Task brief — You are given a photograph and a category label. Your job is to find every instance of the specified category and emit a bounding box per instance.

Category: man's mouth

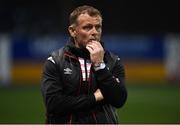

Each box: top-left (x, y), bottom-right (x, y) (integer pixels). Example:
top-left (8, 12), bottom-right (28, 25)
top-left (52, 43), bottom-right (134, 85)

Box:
top-left (89, 39), bottom-right (98, 42)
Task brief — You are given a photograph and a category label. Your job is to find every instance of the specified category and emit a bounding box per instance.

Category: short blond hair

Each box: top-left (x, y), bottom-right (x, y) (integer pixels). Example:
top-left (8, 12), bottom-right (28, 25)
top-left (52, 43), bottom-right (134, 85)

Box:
top-left (69, 5), bottom-right (102, 25)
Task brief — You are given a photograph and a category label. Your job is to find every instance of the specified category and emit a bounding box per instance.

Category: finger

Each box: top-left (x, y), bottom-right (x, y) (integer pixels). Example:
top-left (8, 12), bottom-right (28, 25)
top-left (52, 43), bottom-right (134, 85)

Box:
top-left (91, 41), bottom-right (103, 49)
top-left (88, 44), bottom-right (101, 54)
top-left (86, 44), bottom-right (94, 51)
top-left (86, 45), bottom-right (94, 54)
top-left (88, 42), bottom-right (99, 50)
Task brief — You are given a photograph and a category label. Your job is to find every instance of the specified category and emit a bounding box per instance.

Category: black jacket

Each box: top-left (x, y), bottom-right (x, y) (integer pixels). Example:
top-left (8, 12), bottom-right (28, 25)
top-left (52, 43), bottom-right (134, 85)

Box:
top-left (41, 41), bottom-right (127, 124)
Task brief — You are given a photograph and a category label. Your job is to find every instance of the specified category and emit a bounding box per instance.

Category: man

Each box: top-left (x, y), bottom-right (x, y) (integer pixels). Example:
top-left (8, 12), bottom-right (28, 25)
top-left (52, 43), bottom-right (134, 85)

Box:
top-left (41, 5), bottom-right (127, 124)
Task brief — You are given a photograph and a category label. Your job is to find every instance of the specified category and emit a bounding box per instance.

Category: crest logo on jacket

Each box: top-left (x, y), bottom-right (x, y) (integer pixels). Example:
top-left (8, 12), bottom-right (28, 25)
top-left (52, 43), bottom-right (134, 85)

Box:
top-left (64, 68), bottom-right (72, 74)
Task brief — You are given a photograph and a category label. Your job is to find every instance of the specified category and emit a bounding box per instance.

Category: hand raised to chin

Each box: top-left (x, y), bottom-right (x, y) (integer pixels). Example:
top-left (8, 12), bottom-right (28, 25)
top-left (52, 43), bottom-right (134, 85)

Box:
top-left (86, 41), bottom-right (104, 65)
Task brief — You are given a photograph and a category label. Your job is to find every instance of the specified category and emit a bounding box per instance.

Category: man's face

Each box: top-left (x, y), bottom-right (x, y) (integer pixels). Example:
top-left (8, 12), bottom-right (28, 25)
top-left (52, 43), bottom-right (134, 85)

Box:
top-left (70, 13), bottom-right (102, 48)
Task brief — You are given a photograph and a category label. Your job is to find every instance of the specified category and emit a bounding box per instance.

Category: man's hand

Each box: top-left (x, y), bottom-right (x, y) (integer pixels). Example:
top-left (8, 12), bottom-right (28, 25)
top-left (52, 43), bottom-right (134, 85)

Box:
top-left (94, 89), bottom-right (104, 101)
top-left (86, 41), bottom-right (104, 65)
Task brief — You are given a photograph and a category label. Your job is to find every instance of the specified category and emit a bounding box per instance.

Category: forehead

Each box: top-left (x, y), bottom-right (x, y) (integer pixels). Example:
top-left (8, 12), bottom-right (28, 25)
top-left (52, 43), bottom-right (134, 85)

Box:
top-left (76, 13), bottom-right (102, 25)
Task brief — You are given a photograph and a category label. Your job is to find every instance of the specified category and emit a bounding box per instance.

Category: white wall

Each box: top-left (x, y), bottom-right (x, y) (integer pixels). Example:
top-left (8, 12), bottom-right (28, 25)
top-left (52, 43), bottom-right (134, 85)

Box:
top-left (0, 34), bottom-right (11, 86)
top-left (164, 34), bottom-right (180, 83)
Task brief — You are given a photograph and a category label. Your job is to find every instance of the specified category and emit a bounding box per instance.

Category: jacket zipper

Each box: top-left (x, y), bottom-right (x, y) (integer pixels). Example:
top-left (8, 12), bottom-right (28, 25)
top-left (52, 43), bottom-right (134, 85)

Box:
top-left (92, 111), bottom-right (98, 124)
top-left (89, 68), bottom-right (97, 124)
top-left (84, 59), bottom-right (88, 81)
top-left (68, 114), bottom-right (73, 124)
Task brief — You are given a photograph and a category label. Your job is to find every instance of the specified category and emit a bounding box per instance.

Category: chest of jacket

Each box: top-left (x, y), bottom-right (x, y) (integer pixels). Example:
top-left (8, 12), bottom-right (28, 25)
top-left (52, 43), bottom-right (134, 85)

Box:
top-left (52, 47), bottom-right (116, 96)
top-left (60, 57), bottom-right (97, 95)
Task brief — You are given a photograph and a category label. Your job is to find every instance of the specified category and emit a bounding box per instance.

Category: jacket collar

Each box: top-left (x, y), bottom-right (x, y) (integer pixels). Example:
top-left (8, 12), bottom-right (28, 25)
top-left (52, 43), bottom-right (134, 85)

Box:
top-left (65, 38), bottom-right (90, 59)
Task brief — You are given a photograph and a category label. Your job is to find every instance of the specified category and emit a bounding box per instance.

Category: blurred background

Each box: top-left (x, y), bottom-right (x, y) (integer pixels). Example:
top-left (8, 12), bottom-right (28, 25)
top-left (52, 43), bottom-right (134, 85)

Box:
top-left (0, 0), bottom-right (180, 123)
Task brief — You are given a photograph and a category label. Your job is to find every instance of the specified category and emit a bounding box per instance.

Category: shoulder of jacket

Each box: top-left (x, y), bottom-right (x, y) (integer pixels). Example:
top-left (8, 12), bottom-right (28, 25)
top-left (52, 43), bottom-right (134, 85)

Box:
top-left (104, 51), bottom-right (122, 71)
top-left (47, 47), bottom-right (65, 65)
top-left (106, 51), bottom-right (121, 62)
top-left (51, 47), bottom-right (64, 57)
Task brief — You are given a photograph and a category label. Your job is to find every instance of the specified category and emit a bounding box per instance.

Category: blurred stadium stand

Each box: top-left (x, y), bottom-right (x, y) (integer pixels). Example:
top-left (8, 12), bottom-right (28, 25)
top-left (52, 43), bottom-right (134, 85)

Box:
top-left (0, 0), bottom-right (180, 85)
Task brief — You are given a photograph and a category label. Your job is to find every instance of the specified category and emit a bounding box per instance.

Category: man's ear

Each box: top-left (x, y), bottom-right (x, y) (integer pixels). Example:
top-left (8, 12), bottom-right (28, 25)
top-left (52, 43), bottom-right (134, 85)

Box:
top-left (68, 25), bottom-right (76, 38)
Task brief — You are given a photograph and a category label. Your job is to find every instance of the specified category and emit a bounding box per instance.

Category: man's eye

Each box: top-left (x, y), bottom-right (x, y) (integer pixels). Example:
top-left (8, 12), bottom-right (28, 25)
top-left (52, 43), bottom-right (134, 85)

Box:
top-left (83, 26), bottom-right (92, 30)
top-left (96, 26), bottom-right (101, 31)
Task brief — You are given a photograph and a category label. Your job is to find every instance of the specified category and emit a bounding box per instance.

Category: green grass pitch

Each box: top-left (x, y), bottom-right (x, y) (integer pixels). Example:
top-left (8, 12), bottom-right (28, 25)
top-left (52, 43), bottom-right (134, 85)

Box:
top-left (0, 84), bottom-right (180, 124)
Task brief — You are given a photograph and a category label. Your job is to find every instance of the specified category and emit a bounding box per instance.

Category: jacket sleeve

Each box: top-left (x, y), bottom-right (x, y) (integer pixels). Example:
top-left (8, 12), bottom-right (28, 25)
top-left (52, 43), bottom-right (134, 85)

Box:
top-left (94, 57), bottom-right (127, 108)
top-left (41, 57), bottom-right (96, 115)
